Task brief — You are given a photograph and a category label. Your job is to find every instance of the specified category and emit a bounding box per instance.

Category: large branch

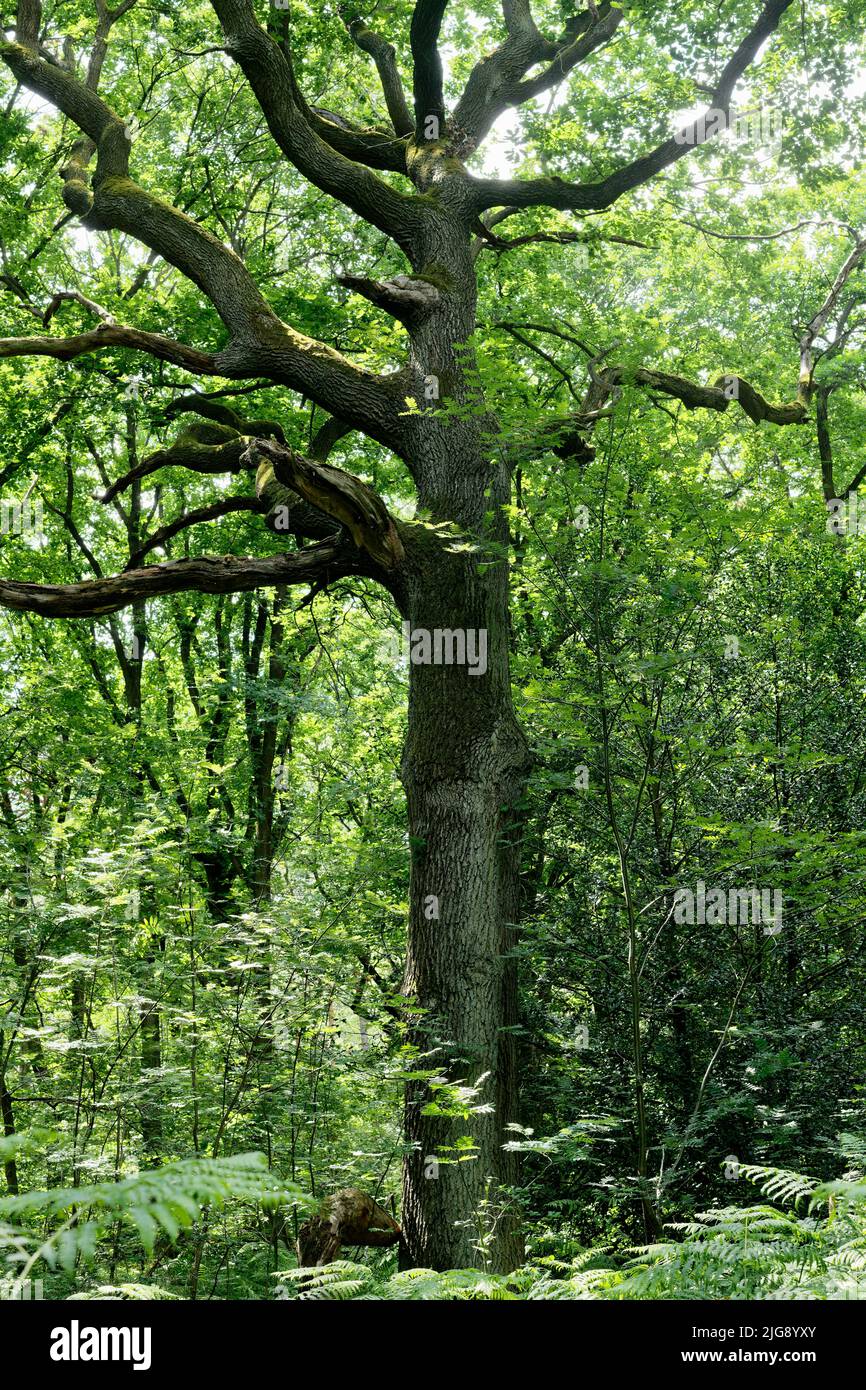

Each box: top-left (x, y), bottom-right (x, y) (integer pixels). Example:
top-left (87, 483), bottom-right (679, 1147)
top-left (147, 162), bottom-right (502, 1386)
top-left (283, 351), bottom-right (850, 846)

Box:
top-left (410, 1), bottom-right (448, 139)
top-left (210, 0), bottom-right (420, 257)
top-left (337, 272), bottom-right (441, 324)
top-left (164, 394), bottom-right (285, 441)
top-left (249, 438), bottom-right (404, 571)
top-left (501, 1), bottom-right (544, 40)
top-left (505, 6), bottom-right (622, 109)
top-left (467, 0), bottom-right (795, 213)
top-left (343, 12), bottom-right (414, 138)
top-left (0, 28), bottom-right (410, 450)
top-left (453, 3), bottom-right (622, 155)
top-left (305, 108), bottom-right (409, 174)
top-left (815, 387), bottom-right (836, 501)
top-left (0, 545), bottom-right (372, 619)
top-left (0, 324), bottom-right (216, 373)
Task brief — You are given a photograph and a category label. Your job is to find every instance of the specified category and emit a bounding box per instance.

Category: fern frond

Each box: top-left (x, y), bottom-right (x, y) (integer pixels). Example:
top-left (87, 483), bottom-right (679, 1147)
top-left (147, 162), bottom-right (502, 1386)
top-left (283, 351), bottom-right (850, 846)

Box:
top-left (738, 1164), bottom-right (817, 1208)
top-left (0, 1152), bottom-right (307, 1274)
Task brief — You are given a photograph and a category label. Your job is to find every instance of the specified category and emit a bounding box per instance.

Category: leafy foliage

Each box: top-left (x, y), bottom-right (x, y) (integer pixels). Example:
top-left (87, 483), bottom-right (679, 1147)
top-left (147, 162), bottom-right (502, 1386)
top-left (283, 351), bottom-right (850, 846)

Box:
top-left (0, 1150), bottom-right (306, 1295)
top-left (275, 1167), bottom-right (866, 1301)
top-left (1, 0), bottom-right (865, 1299)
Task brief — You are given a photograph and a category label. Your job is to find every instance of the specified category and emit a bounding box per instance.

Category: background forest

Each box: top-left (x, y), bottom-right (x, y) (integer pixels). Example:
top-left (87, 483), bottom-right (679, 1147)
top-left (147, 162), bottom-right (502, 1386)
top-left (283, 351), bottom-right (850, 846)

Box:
top-left (2, 0), bottom-right (866, 1301)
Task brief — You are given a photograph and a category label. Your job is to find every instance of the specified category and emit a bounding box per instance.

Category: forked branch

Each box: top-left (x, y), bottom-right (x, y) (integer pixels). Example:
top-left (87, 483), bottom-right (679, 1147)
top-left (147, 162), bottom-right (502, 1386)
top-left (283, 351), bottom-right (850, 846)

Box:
top-left (467, 0), bottom-right (795, 213)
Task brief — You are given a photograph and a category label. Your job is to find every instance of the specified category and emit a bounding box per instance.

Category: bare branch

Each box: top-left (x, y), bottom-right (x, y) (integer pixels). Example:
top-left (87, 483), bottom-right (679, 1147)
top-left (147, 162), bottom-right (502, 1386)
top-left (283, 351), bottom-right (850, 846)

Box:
top-left (476, 222), bottom-right (648, 260)
top-left (669, 215), bottom-right (830, 243)
top-left (533, 358), bottom-right (808, 456)
top-left (797, 231), bottom-right (866, 405)
top-left (164, 395), bottom-right (286, 441)
top-left (601, 366), bottom-right (807, 425)
top-left (496, 321), bottom-right (580, 398)
top-left (125, 497), bottom-right (265, 569)
top-left (338, 272), bottom-right (441, 324)
top-left (248, 437), bottom-right (404, 571)
top-left (42, 290), bottom-right (116, 326)
top-left (310, 415), bottom-right (354, 462)
top-left (305, 108), bottom-right (409, 174)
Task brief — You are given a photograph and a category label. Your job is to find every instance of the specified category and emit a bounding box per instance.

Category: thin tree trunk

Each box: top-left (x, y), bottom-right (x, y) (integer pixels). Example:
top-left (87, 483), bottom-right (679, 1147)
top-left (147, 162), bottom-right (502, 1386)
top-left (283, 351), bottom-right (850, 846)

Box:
top-left (0, 1058), bottom-right (18, 1194)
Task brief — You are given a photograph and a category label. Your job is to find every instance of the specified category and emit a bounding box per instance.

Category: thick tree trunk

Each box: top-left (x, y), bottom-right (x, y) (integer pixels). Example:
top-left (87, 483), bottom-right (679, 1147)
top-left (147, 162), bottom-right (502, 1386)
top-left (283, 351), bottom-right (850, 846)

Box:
top-left (398, 215), bottom-right (531, 1272)
top-left (399, 566), bottom-right (529, 1271)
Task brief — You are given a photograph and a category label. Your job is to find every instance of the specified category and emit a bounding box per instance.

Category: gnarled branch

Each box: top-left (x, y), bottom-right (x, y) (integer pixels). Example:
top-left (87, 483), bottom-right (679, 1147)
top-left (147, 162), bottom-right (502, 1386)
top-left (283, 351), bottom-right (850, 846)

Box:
top-left (0, 545), bottom-right (366, 619)
top-left (249, 438), bottom-right (404, 571)
top-left (98, 436), bottom-right (255, 504)
top-left (0, 324), bottom-right (216, 374)
top-left (600, 367), bottom-right (807, 426)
